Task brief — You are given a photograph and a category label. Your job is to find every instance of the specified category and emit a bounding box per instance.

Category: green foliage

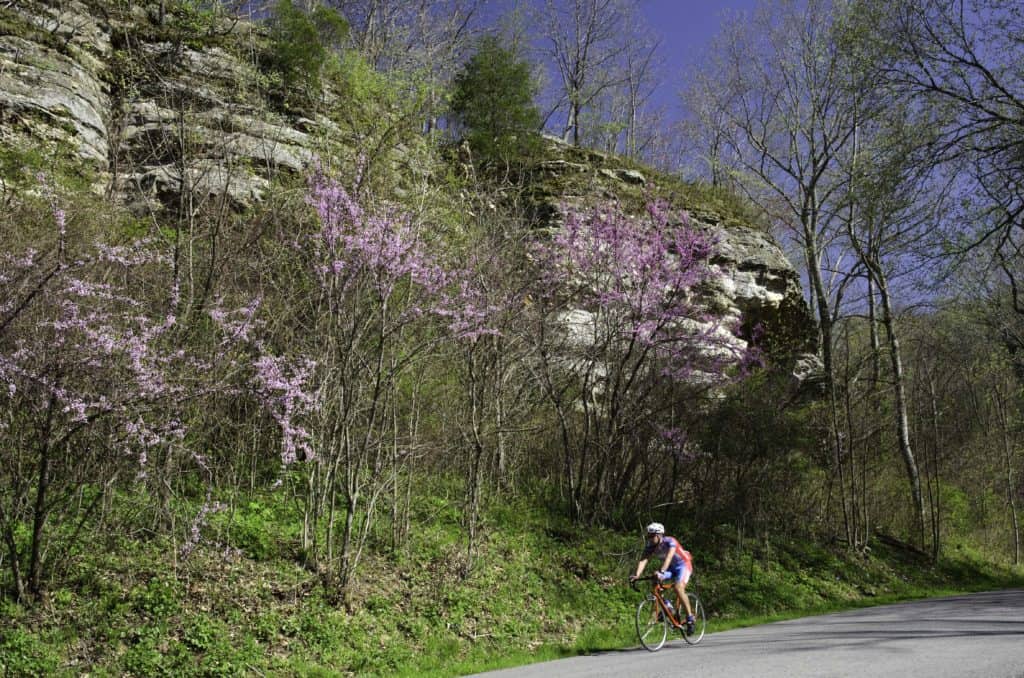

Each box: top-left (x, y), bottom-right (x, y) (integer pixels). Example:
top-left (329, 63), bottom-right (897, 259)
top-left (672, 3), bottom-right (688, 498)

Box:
top-left (266, 0), bottom-right (348, 109)
top-left (216, 500), bottom-right (294, 561)
top-left (0, 627), bottom-right (59, 676)
top-left (333, 49), bottom-right (393, 105)
top-left (687, 372), bottom-right (819, 532)
top-left (449, 36), bottom-right (542, 167)
top-left (0, 485), bottom-right (1022, 676)
top-left (322, 54), bottom-right (440, 196)
top-left (268, 0), bottom-right (324, 99)
top-left (940, 483), bottom-right (972, 535)
top-left (132, 576), bottom-right (182, 621)
top-left (0, 142), bottom-right (99, 196)
top-left (183, 614), bottom-right (221, 651)
top-left (0, 20), bottom-right (1021, 669)
top-left (165, 0), bottom-right (224, 48)
top-left (310, 4), bottom-right (349, 52)
top-left (120, 626), bottom-right (178, 677)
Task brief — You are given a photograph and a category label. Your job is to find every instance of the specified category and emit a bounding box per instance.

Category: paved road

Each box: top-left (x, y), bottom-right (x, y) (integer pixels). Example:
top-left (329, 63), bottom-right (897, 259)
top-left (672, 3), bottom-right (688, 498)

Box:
top-left (471, 590), bottom-right (1024, 678)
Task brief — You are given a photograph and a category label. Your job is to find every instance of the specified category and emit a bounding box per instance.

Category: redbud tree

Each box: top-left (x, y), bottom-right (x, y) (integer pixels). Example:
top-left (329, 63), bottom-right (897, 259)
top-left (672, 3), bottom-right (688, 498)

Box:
top-left (0, 180), bottom-right (298, 600)
top-left (282, 165), bottom-right (491, 588)
top-left (0, 199), bottom-right (189, 597)
top-left (528, 200), bottom-right (758, 521)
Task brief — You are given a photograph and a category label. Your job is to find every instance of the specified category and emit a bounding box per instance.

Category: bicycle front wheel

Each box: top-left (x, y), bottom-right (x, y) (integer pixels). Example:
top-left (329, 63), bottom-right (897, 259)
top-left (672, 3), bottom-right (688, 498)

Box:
top-left (636, 596), bottom-right (668, 651)
top-left (682, 592), bottom-right (706, 645)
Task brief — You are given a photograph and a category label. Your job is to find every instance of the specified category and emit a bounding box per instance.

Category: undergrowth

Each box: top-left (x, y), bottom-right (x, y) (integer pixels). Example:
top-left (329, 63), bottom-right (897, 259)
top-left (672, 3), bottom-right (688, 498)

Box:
top-left (1, 489), bottom-right (1021, 677)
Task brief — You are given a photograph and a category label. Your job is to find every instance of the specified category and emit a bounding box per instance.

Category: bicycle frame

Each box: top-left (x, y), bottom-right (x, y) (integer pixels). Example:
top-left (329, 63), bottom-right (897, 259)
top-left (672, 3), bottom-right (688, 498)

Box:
top-left (632, 574), bottom-right (706, 650)
top-left (632, 575), bottom-right (684, 627)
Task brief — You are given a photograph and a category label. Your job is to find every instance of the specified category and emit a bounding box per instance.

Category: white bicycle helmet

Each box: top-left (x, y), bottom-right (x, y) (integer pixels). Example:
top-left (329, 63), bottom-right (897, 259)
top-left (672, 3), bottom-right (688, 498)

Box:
top-left (646, 522), bottom-right (665, 535)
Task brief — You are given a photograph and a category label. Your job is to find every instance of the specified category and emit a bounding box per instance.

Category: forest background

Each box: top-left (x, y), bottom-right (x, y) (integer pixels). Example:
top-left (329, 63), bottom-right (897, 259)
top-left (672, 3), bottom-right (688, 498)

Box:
top-left (1, 0), bottom-right (1023, 674)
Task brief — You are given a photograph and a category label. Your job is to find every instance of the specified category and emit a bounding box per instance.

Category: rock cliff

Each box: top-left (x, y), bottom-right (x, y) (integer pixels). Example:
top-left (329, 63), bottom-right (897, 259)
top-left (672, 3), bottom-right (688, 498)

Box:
top-left (1, 0), bottom-right (317, 208)
top-left (0, 0), bottom-right (818, 378)
top-left (524, 142), bottom-right (819, 375)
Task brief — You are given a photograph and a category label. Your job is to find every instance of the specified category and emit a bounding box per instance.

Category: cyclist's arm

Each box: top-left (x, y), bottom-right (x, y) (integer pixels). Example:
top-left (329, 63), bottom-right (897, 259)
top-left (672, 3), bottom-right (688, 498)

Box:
top-left (632, 558), bottom-right (649, 579)
top-left (660, 552), bottom-right (674, 573)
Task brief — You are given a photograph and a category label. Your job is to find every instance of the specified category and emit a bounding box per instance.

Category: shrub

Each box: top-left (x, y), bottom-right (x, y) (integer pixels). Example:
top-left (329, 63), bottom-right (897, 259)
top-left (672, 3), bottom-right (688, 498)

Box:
top-left (267, 0), bottom-right (348, 108)
top-left (132, 576), bottom-right (182, 620)
top-left (0, 628), bottom-right (59, 676)
top-left (449, 36), bottom-right (542, 167)
top-left (222, 501), bottom-right (281, 561)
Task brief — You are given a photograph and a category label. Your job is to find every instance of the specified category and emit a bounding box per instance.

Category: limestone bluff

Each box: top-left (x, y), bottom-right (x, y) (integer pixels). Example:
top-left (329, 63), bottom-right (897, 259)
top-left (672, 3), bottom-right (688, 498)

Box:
top-left (0, 0), bottom-right (819, 383)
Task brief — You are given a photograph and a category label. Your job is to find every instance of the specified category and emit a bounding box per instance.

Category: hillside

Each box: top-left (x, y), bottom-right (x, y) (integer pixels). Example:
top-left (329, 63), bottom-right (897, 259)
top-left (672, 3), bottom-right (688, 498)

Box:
top-left (0, 0), bottom-right (815, 368)
top-left (3, 490), bottom-right (1022, 676)
top-left (2, 1), bottom-right (1023, 675)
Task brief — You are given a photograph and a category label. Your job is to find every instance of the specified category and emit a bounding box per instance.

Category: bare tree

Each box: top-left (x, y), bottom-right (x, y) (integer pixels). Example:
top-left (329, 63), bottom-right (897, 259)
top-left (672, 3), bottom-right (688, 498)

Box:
top-left (329, 0), bottom-right (486, 131)
top-left (854, 0), bottom-right (1024, 321)
top-left (684, 0), bottom-right (875, 543)
top-left (578, 34), bottom-right (663, 159)
top-left (842, 110), bottom-right (947, 546)
top-left (537, 0), bottom-right (635, 146)
top-left (684, 0), bottom-right (870, 385)
top-left (991, 376), bottom-right (1022, 565)
top-left (621, 36), bottom-right (662, 159)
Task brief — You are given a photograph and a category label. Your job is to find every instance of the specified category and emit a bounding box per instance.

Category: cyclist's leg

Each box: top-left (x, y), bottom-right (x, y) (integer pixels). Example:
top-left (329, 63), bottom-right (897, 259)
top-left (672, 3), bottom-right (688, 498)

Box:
top-left (675, 564), bottom-right (693, 618)
top-left (667, 563), bottom-right (692, 618)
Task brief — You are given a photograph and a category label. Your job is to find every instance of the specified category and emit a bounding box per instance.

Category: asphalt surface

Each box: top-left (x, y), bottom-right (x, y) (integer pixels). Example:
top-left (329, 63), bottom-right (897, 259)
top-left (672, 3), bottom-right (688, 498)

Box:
top-left (470, 589), bottom-right (1024, 678)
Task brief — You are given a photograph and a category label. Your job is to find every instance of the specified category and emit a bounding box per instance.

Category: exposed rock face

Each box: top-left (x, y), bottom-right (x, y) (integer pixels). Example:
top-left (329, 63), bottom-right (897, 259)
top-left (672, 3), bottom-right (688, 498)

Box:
top-left (113, 40), bottom-right (319, 210)
top-left (0, 3), bottom-right (111, 165)
top-left (1, 0), bottom-right (318, 209)
top-left (0, 1), bottom-right (820, 381)
top-left (525, 140), bottom-right (820, 382)
top-left (706, 220), bottom-right (824, 386)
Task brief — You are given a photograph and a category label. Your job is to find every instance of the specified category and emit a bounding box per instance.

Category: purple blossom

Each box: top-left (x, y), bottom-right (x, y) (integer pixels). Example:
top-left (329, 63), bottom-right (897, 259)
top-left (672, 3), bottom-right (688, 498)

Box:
top-left (254, 354), bottom-right (315, 465)
top-left (0, 174), bottom-right (294, 564)
top-left (95, 239), bottom-right (168, 267)
top-left (304, 167), bottom-right (497, 339)
top-left (533, 201), bottom-right (735, 374)
top-left (530, 200), bottom-right (762, 485)
top-left (659, 425), bottom-right (687, 446)
top-left (179, 500), bottom-right (227, 559)
top-left (208, 297), bottom-right (263, 344)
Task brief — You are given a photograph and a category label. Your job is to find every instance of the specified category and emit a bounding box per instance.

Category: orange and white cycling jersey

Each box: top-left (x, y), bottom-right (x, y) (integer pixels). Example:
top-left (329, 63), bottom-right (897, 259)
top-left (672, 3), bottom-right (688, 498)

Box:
top-left (642, 535), bottom-right (693, 571)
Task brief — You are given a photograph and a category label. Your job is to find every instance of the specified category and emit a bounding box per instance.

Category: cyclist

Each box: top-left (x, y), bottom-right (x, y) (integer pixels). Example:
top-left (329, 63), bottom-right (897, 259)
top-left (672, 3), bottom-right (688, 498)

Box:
top-left (630, 522), bottom-right (695, 633)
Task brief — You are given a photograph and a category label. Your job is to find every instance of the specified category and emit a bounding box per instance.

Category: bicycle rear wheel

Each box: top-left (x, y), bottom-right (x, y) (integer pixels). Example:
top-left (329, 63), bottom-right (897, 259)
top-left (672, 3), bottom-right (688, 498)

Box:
top-left (635, 596), bottom-right (668, 651)
top-left (682, 593), bottom-right (706, 644)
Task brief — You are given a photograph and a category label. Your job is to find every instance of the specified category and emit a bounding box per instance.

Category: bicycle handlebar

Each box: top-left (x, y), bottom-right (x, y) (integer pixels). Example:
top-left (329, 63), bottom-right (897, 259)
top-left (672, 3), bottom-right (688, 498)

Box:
top-left (629, 574), bottom-right (663, 592)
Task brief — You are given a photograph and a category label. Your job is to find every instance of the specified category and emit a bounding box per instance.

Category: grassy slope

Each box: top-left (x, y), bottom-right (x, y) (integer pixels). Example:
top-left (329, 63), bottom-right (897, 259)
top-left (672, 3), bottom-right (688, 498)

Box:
top-left (5, 5), bottom-right (1021, 677)
top-left (2, 487), bottom-right (1022, 677)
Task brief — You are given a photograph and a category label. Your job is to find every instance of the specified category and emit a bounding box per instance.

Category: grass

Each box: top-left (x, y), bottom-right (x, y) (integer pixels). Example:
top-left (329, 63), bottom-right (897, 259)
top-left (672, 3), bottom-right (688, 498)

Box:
top-left (1, 489), bottom-right (1022, 677)
top-left (519, 139), bottom-right (770, 233)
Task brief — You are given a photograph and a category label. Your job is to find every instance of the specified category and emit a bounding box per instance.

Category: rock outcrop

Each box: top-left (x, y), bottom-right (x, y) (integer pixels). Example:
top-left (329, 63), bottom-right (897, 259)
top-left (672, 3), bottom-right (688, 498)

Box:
top-left (0, 0), bottom-right (819, 381)
top-left (1, 0), bottom-right (319, 209)
top-left (524, 141), bottom-right (820, 380)
top-left (0, 2), bottom-right (111, 166)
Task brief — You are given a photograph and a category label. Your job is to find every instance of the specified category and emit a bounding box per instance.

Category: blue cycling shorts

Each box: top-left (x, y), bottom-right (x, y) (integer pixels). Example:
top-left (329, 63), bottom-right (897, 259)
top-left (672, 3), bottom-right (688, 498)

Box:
top-left (660, 562), bottom-right (692, 585)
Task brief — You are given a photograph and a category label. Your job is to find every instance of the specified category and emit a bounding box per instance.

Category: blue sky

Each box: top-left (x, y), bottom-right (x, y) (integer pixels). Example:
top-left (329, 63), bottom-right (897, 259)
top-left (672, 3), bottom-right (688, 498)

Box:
top-left (639, 0), bottom-right (757, 55)
top-left (506, 0), bottom-right (762, 138)
top-left (637, 1), bottom-right (760, 117)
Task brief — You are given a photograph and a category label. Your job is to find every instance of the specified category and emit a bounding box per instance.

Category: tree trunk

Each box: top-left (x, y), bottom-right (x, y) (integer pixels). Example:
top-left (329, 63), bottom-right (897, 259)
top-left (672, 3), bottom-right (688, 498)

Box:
top-left (28, 394), bottom-right (58, 597)
top-left (927, 374), bottom-right (942, 561)
top-left (28, 442), bottom-right (52, 597)
top-left (802, 203), bottom-right (847, 544)
top-left (866, 276), bottom-right (883, 548)
top-left (875, 269), bottom-right (925, 546)
top-left (994, 385), bottom-right (1021, 565)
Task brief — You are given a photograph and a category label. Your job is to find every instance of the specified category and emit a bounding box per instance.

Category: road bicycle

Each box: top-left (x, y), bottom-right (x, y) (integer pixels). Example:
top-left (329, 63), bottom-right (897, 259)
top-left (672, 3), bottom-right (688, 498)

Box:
top-left (630, 574), bottom-right (706, 651)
